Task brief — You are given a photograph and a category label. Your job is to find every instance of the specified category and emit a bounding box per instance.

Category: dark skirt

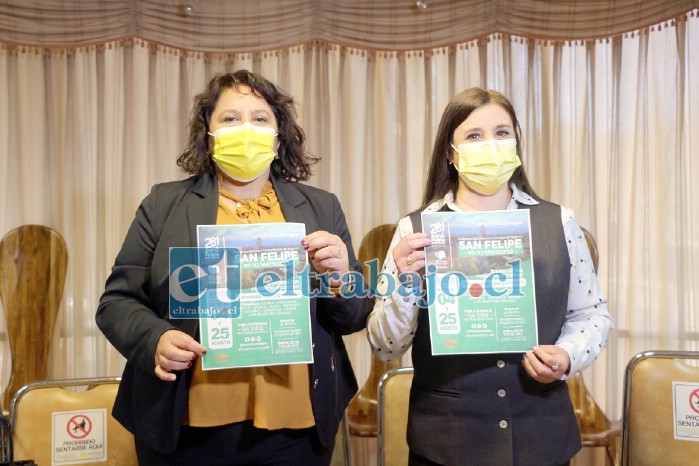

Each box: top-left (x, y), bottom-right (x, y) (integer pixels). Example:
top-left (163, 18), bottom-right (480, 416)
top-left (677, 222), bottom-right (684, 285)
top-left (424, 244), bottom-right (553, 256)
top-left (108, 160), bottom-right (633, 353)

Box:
top-left (135, 420), bottom-right (333, 466)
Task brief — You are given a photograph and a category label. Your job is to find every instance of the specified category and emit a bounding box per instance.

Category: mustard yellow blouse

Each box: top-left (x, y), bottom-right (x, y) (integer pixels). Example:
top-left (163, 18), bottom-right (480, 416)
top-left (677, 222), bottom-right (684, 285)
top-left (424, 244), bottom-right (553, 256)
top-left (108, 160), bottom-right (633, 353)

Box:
top-left (185, 179), bottom-right (315, 430)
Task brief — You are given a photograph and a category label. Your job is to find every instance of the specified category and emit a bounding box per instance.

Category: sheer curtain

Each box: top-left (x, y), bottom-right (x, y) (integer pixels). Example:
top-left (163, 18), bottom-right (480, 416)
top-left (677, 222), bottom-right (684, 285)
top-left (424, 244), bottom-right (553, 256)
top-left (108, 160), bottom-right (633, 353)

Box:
top-left (1, 3), bottom-right (698, 462)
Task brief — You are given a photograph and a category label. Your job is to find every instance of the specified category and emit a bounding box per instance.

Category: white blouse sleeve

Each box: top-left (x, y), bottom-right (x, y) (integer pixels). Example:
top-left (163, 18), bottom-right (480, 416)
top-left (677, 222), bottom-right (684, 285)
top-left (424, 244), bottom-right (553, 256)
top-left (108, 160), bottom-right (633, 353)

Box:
top-left (366, 215), bottom-right (421, 360)
top-left (555, 206), bottom-right (613, 377)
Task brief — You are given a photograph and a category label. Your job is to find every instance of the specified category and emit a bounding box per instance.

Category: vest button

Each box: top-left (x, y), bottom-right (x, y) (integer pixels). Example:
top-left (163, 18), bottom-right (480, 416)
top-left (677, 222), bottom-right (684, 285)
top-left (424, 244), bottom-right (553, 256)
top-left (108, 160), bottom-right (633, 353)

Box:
top-left (498, 389), bottom-right (507, 398)
top-left (499, 420), bottom-right (508, 429)
top-left (497, 360), bottom-right (505, 368)
top-left (313, 379), bottom-right (319, 389)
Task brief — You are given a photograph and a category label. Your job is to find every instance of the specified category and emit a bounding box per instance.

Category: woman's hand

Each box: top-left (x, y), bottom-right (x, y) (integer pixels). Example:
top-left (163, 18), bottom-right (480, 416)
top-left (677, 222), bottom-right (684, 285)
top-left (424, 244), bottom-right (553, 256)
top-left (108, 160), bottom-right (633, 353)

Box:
top-left (302, 231), bottom-right (350, 286)
top-left (392, 233), bottom-right (431, 274)
top-left (522, 345), bottom-right (570, 383)
top-left (154, 329), bottom-right (207, 382)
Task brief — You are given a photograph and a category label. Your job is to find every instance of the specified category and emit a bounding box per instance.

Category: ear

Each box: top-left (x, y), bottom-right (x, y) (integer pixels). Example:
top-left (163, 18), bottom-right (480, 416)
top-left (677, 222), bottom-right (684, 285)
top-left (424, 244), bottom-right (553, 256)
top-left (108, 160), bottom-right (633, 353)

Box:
top-left (447, 146), bottom-right (457, 165)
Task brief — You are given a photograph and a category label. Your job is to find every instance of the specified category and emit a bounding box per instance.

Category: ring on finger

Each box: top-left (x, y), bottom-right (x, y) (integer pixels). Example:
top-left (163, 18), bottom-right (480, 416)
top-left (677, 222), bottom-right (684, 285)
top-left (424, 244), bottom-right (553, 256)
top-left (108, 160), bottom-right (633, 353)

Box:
top-left (551, 362), bottom-right (559, 372)
top-left (406, 254), bottom-right (414, 265)
top-left (338, 247), bottom-right (343, 259)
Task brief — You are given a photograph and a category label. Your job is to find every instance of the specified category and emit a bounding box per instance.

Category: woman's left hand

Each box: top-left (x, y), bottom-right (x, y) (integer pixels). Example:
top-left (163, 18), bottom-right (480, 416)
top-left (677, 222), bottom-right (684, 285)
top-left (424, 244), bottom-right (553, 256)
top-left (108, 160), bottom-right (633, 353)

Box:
top-left (302, 230), bottom-right (350, 286)
top-left (522, 345), bottom-right (571, 383)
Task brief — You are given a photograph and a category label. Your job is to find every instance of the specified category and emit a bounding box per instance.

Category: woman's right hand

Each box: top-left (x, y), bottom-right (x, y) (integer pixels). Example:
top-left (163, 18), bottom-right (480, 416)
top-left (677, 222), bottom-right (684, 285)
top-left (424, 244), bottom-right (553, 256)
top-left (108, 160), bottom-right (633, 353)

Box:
top-left (392, 232), bottom-right (431, 274)
top-left (154, 329), bottom-right (207, 382)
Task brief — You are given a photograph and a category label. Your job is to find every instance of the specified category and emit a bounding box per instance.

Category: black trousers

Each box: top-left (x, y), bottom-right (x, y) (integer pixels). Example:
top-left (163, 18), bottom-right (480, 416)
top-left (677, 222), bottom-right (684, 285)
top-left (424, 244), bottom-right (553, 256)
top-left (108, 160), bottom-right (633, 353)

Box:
top-left (135, 421), bottom-right (333, 466)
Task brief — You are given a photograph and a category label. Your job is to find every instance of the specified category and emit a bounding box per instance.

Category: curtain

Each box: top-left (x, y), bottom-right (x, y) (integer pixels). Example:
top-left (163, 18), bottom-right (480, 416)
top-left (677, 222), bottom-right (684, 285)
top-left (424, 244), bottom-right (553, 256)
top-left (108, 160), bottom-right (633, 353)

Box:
top-left (1, 0), bottom-right (695, 50)
top-left (1, 4), bottom-right (698, 464)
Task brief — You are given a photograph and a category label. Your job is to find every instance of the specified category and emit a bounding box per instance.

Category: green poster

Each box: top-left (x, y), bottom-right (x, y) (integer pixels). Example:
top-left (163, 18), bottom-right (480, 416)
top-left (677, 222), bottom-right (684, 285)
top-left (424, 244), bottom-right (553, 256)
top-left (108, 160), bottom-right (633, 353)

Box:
top-left (422, 210), bottom-right (538, 355)
top-left (196, 223), bottom-right (313, 370)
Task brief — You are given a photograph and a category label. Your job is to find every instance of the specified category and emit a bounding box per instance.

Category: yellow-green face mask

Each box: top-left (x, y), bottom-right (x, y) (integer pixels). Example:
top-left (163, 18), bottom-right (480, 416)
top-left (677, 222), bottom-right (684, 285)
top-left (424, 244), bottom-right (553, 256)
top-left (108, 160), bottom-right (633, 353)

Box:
top-left (451, 138), bottom-right (522, 195)
top-left (209, 122), bottom-right (277, 182)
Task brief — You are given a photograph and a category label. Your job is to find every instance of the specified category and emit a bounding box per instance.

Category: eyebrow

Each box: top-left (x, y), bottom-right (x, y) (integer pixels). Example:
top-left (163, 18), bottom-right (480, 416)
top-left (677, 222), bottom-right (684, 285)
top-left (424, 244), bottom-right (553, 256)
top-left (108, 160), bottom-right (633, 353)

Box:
top-left (463, 124), bottom-right (513, 132)
top-left (218, 108), bottom-right (271, 113)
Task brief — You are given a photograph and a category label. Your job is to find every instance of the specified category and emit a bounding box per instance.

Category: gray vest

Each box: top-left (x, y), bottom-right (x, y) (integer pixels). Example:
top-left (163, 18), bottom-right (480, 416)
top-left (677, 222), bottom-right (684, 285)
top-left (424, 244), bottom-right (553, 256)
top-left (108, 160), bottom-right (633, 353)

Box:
top-left (407, 199), bottom-right (580, 466)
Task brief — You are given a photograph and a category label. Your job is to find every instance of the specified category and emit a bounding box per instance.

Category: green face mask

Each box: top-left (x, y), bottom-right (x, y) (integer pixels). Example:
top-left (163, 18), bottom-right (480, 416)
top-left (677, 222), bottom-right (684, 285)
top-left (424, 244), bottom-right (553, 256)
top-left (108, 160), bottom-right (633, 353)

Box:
top-left (451, 138), bottom-right (522, 195)
top-left (209, 122), bottom-right (277, 182)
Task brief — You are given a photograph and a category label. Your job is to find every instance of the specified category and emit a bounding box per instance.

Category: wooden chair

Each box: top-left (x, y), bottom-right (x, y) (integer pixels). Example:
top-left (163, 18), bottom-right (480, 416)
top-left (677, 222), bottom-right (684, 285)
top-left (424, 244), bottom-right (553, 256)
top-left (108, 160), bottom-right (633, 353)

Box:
top-left (9, 377), bottom-right (136, 465)
top-left (0, 225), bottom-right (68, 412)
top-left (568, 370), bottom-right (621, 465)
top-left (345, 224), bottom-right (402, 438)
top-left (377, 367), bottom-right (413, 466)
top-left (568, 228), bottom-right (620, 465)
top-left (621, 350), bottom-right (699, 466)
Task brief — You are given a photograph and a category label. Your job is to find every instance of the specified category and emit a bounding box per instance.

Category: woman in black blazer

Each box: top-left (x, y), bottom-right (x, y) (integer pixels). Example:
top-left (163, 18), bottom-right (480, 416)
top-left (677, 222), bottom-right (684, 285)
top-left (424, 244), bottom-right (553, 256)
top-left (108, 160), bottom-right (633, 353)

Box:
top-left (96, 70), bottom-right (367, 465)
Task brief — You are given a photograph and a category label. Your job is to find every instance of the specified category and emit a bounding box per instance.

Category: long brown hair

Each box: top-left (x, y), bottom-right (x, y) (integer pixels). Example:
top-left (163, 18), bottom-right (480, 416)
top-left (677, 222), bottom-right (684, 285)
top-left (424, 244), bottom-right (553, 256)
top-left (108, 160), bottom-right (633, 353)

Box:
top-left (422, 88), bottom-right (535, 207)
top-left (177, 70), bottom-right (319, 181)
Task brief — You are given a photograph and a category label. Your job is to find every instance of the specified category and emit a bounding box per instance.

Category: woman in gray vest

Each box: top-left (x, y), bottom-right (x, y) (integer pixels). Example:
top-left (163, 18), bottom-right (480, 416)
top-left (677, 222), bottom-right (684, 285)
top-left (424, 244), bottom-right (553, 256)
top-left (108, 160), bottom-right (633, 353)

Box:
top-left (366, 88), bottom-right (612, 466)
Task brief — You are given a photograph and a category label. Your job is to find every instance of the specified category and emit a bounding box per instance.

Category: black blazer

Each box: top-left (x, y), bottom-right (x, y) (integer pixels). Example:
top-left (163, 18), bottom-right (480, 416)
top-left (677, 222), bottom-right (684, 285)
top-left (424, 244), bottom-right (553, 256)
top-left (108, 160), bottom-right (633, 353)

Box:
top-left (96, 172), bottom-right (368, 454)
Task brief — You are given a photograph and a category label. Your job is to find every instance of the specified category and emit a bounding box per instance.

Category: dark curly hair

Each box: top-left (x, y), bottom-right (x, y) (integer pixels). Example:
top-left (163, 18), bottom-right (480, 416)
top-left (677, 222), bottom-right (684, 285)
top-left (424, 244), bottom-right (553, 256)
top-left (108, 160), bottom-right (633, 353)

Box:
top-left (422, 87), bottom-right (536, 207)
top-left (177, 70), bottom-right (319, 181)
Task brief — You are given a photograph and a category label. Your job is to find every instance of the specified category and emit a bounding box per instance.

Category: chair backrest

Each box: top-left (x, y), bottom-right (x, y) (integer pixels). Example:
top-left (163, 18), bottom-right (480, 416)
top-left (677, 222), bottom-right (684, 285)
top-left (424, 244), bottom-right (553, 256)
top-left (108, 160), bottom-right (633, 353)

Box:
top-left (0, 225), bottom-right (68, 410)
top-left (377, 367), bottom-right (414, 466)
top-left (621, 351), bottom-right (699, 466)
top-left (563, 227), bottom-right (621, 465)
top-left (9, 377), bottom-right (137, 465)
top-left (357, 223), bottom-right (397, 283)
top-left (580, 226), bottom-right (599, 272)
top-left (569, 229), bottom-right (605, 432)
top-left (568, 371), bottom-right (615, 437)
top-left (346, 224), bottom-right (401, 438)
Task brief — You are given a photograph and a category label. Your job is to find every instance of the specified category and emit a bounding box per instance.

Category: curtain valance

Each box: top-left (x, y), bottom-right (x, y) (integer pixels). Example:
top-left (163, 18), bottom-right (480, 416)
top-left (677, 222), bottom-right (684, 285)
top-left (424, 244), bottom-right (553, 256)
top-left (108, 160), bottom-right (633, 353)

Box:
top-left (1, 0), bottom-right (696, 52)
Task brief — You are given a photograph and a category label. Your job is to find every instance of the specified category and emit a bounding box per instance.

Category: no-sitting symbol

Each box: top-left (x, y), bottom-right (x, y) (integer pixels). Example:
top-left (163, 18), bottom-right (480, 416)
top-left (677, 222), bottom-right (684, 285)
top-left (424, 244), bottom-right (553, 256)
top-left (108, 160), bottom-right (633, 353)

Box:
top-left (67, 414), bottom-right (92, 439)
top-left (690, 389), bottom-right (699, 415)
